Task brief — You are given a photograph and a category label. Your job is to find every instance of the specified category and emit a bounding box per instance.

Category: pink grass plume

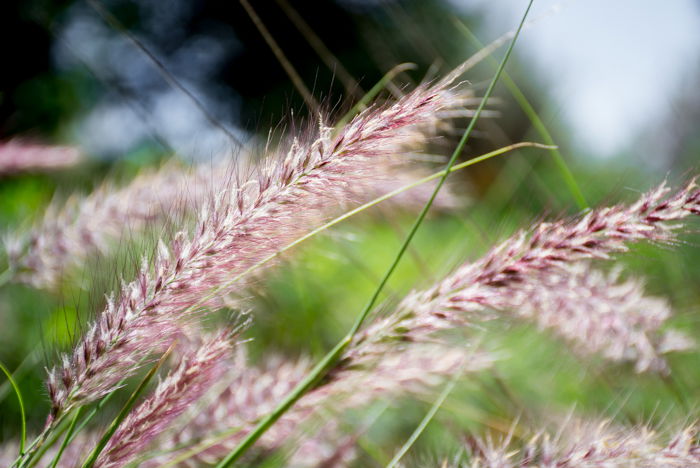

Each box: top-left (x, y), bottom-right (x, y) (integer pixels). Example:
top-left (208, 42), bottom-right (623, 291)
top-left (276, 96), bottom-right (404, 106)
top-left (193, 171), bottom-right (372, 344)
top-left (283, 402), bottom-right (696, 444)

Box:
top-left (0, 140), bottom-right (80, 175)
top-left (43, 77), bottom-right (470, 426)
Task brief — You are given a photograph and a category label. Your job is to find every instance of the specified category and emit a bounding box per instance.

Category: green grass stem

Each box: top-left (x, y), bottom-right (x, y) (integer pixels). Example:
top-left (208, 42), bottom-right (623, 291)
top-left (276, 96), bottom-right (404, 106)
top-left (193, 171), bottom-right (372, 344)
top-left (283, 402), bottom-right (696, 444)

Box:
top-left (0, 361), bottom-right (26, 456)
top-left (385, 371), bottom-right (461, 468)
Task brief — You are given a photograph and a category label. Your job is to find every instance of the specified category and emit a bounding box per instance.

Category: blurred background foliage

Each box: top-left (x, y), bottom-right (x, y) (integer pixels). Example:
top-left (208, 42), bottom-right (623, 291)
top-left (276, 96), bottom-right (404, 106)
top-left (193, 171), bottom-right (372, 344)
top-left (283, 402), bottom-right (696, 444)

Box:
top-left (1, 0), bottom-right (700, 465)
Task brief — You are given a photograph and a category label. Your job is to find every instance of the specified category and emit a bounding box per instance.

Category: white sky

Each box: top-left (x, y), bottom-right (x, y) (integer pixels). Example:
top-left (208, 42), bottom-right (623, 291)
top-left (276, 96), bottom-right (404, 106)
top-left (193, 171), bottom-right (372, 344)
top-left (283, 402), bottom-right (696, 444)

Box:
top-left (450, 0), bottom-right (700, 157)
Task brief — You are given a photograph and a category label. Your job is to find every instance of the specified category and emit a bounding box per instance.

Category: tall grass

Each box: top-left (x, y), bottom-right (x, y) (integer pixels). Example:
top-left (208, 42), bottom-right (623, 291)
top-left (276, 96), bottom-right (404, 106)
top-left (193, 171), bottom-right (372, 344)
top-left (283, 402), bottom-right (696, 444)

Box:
top-left (1, 2), bottom-right (699, 468)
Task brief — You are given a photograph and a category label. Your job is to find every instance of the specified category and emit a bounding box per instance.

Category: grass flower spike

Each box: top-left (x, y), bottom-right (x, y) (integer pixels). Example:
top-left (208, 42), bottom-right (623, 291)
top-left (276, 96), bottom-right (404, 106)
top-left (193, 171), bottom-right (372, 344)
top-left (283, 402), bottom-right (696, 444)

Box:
top-left (0, 140), bottom-right (80, 175)
top-left (94, 331), bottom-right (235, 468)
top-left (43, 78), bottom-right (469, 427)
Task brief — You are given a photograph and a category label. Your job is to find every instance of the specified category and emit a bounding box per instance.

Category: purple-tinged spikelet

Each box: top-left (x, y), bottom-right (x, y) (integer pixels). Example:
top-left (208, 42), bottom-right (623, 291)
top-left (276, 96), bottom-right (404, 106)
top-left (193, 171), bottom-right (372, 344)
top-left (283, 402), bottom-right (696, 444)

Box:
top-left (359, 180), bottom-right (700, 372)
top-left (7, 161), bottom-right (221, 291)
top-left (44, 80), bottom-right (467, 424)
top-left (6, 151), bottom-right (453, 292)
top-left (94, 331), bottom-right (234, 468)
top-left (464, 420), bottom-right (700, 467)
top-left (487, 263), bottom-right (692, 372)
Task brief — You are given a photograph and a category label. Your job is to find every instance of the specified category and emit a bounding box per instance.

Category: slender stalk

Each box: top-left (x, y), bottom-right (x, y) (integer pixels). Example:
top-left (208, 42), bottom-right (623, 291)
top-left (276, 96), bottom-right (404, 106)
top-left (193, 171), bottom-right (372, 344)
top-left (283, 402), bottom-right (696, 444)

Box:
top-left (17, 390), bottom-right (114, 468)
top-left (0, 361), bottom-right (26, 456)
top-left (80, 346), bottom-right (173, 468)
top-left (345, 0), bottom-right (534, 339)
top-left (149, 424), bottom-right (246, 468)
top-left (7, 346), bottom-right (139, 465)
top-left (240, 0), bottom-right (319, 113)
top-left (0, 351), bottom-right (38, 404)
top-left (49, 407), bottom-right (82, 468)
top-left (85, 0), bottom-right (244, 148)
top-left (213, 335), bottom-right (352, 467)
top-left (385, 372), bottom-right (461, 468)
top-left (21, 379), bottom-right (124, 468)
top-left (68, 384), bottom-right (119, 444)
top-left (156, 378), bottom-right (519, 466)
top-left (452, 18), bottom-right (588, 210)
top-left (214, 3), bottom-right (533, 465)
top-left (275, 0), bottom-right (364, 100)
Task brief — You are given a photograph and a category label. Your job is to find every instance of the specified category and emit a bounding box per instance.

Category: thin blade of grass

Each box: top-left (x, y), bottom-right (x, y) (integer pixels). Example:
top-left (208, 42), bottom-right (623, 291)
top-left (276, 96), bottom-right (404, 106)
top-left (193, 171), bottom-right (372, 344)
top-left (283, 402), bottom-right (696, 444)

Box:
top-left (18, 415), bottom-right (71, 468)
top-left (49, 407), bottom-right (82, 468)
top-left (84, 0), bottom-right (244, 148)
top-left (147, 356), bottom-right (525, 466)
top-left (345, 0), bottom-right (534, 339)
top-left (79, 345), bottom-right (174, 468)
top-left (275, 0), bottom-right (364, 100)
top-left (452, 18), bottom-right (588, 210)
top-left (212, 335), bottom-right (352, 467)
top-left (22, 389), bottom-right (120, 468)
top-left (0, 360), bottom-right (26, 456)
top-left (0, 350), bottom-right (37, 404)
top-left (240, 0), bottom-right (319, 113)
top-left (213, 2), bottom-right (534, 465)
top-left (385, 371), bottom-right (461, 468)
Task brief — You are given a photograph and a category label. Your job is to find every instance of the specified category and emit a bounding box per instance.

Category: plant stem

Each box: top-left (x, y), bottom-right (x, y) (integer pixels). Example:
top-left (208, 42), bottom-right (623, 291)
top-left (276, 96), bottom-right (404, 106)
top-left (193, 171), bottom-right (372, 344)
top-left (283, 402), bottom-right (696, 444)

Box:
top-left (73, 397), bottom-right (114, 442)
top-left (0, 361), bottom-right (26, 456)
top-left (16, 415), bottom-right (69, 468)
top-left (275, 0), bottom-right (364, 100)
top-left (240, 0), bottom-right (319, 113)
top-left (22, 365), bottom-right (133, 468)
top-left (214, 2), bottom-right (534, 465)
top-left (0, 351), bottom-right (38, 404)
top-left (213, 335), bottom-right (352, 467)
top-left (85, 0), bottom-right (244, 148)
top-left (385, 371), bottom-right (461, 468)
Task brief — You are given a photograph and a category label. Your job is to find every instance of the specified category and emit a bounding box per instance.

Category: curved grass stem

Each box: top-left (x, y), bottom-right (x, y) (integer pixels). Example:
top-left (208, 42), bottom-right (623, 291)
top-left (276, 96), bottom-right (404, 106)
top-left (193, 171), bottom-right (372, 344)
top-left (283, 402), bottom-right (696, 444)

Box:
top-left (0, 351), bottom-right (36, 405)
top-left (1, 361), bottom-right (26, 456)
top-left (385, 370), bottom-right (461, 468)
